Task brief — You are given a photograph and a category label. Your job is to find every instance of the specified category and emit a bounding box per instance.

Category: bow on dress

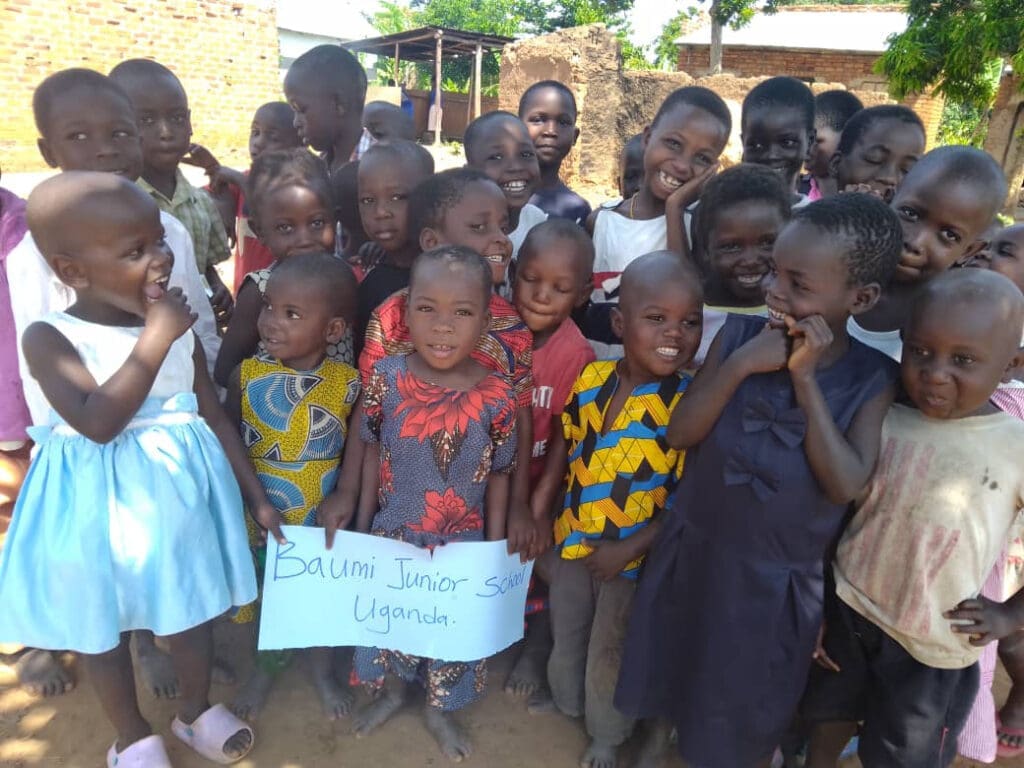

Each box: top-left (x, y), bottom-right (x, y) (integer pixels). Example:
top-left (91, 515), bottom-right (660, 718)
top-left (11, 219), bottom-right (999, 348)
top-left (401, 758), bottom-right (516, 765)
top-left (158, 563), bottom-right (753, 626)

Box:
top-left (722, 398), bottom-right (807, 502)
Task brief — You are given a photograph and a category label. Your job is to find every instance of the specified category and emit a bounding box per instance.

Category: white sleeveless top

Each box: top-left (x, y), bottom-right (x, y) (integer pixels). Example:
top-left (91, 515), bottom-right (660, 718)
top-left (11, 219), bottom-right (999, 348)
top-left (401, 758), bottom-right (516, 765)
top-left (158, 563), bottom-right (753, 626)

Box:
top-left (36, 312), bottom-right (195, 427)
top-left (591, 209), bottom-right (667, 307)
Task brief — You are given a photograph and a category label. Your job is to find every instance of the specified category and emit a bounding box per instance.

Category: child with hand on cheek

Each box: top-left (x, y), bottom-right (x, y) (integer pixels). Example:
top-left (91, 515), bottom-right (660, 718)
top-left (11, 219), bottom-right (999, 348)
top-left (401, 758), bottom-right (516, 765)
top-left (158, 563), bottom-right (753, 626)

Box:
top-left (617, 194), bottom-right (904, 768)
top-left (0, 172), bottom-right (282, 768)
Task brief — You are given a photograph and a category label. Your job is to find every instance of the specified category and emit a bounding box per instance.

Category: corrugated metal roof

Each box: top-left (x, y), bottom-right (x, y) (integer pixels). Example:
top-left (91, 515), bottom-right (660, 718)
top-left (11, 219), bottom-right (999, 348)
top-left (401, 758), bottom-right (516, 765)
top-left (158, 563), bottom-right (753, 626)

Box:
top-left (676, 10), bottom-right (908, 53)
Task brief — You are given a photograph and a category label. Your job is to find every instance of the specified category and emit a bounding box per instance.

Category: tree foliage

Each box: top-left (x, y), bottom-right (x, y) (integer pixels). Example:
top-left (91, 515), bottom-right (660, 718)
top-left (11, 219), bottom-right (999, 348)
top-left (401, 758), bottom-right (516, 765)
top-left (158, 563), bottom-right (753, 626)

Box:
top-left (878, 0), bottom-right (1024, 109)
top-left (367, 0), bottom-right (646, 92)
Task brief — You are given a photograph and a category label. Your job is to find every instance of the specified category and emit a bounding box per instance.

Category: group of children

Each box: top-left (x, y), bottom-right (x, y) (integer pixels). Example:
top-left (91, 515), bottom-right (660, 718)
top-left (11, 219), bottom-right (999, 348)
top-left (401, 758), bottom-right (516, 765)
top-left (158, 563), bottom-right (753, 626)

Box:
top-left (0, 40), bottom-right (1023, 768)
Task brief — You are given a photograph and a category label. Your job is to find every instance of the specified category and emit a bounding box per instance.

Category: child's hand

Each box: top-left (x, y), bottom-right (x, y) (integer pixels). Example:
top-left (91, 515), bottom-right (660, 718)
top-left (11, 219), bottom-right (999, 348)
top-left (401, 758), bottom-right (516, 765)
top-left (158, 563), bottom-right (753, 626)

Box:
top-left (181, 143), bottom-right (220, 176)
top-left (318, 491), bottom-right (355, 550)
top-left (507, 501), bottom-right (537, 563)
top-left (145, 287), bottom-right (197, 343)
top-left (581, 539), bottom-right (632, 581)
top-left (841, 182), bottom-right (884, 200)
top-left (811, 621), bottom-right (841, 672)
top-left (665, 162), bottom-right (720, 212)
top-left (250, 500), bottom-right (287, 546)
top-left (355, 241), bottom-right (387, 270)
top-left (785, 314), bottom-right (833, 381)
top-left (208, 283), bottom-right (234, 322)
top-left (737, 325), bottom-right (789, 375)
top-left (946, 597), bottom-right (1023, 645)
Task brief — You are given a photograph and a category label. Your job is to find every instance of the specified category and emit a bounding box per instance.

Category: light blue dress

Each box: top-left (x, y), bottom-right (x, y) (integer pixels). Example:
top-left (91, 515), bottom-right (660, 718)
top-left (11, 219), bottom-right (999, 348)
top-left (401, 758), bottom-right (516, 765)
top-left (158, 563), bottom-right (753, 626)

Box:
top-left (0, 313), bottom-right (257, 654)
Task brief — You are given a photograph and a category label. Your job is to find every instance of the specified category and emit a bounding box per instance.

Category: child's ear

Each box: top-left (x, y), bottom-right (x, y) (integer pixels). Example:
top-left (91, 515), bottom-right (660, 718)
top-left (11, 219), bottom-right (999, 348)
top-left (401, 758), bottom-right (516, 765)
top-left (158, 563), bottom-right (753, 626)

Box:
top-left (572, 126), bottom-right (580, 147)
top-left (1003, 346), bottom-right (1024, 384)
top-left (641, 125), bottom-right (652, 150)
top-left (419, 227), bottom-right (440, 252)
top-left (827, 151), bottom-right (843, 180)
top-left (37, 138), bottom-right (60, 169)
top-left (610, 306), bottom-right (624, 340)
top-left (849, 282), bottom-right (881, 317)
top-left (804, 128), bottom-right (817, 164)
top-left (324, 316), bottom-right (346, 344)
top-left (51, 254), bottom-right (88, 289)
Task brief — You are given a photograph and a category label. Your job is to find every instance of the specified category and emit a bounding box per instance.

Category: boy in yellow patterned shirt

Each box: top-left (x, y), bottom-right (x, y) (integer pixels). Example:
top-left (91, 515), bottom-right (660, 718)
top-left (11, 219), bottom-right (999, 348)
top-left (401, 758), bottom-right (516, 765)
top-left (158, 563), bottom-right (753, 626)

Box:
top-left (546, 252), bottom-right (703, 768)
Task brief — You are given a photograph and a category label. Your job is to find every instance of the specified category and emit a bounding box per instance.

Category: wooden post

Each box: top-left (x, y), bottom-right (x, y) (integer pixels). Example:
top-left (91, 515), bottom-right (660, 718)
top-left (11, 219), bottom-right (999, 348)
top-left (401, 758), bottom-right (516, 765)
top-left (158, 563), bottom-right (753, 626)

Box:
top-left (473, 43), bottom-right (482, 119)
top-left (393, 42), bottom-right (400, 85)
top-left (433, 32), bottom-right (443, 145)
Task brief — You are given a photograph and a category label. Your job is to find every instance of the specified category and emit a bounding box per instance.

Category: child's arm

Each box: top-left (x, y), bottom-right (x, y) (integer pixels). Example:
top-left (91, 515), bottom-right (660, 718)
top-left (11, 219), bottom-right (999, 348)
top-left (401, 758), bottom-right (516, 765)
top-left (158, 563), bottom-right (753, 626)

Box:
top-left (583, 521), bottom-right (661, 582)
top-left (506, 407), bottom-right (537, 560)
top-left (354, 442), bottom-right (380, 534)
top-left (320, 397), bottom-right (365, 548)
top-left (224, 364), bottom-right (243, 427)
top-left (193, 340), bottom-right (285, 544)
top-left (214, 279), bottom-right (262, 386)
top-left (786, 315), bottom-right (895, 504)
top-left (665, 162), bottom-right (718, 263)
top-left (204, 264), bottom-right (233, 320)
top-left (22, 289), bottom-right (196, 444)
top-left (666, 323), bottom-right (789, 449)
top-left (485, 473), bottom-right (510, 542)
top-left (529, 422), bottom-right (567, 551)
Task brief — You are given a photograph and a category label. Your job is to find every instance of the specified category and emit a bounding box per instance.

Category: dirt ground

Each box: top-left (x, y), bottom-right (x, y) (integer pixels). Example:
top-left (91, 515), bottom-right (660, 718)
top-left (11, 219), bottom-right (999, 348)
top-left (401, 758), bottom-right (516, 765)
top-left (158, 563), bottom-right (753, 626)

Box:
top-left (2, 619), bottom-right (1024, 768)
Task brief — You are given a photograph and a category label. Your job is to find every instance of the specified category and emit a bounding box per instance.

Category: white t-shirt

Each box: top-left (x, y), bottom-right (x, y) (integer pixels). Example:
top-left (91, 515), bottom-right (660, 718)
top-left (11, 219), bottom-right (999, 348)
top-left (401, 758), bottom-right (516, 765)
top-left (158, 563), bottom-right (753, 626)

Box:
top-left (835, 404), bottom-right (1024, 669)
top-left (8, 210), bottom-right (220, 425)
top-left (847, 316), bottom-right (902, 362)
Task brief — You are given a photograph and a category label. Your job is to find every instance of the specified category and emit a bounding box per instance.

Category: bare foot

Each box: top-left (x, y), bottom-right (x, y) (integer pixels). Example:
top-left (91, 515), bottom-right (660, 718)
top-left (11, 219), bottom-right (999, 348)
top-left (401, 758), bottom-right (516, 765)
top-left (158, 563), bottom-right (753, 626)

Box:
top-left (581, 739), bottom-right (617, 768)
top-left (633, 719), bottom-right (671, 768)
top-left (313, 668), bottom-right (353, 720)
top-left (424, 705), bottom-right (471, 762)
top-left (211, 655), bottom-right (236, 686)
top-left (232, 668), bottom-right (274, 721)
top-left (353, 679), bottom-right (406, 737)
top-left (134, 632), bottom-right (178, 699)
top-left (505, 612), bottom-right (552, 697)
top-left (8, 648), bottom-right (74, 696)
top-left (527, 688), bottom-right (558, 715)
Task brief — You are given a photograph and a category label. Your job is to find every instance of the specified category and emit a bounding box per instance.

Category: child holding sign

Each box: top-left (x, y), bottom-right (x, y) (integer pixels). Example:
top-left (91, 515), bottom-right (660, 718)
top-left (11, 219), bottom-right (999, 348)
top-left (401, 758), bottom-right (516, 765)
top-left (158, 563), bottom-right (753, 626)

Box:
top-left (351, 245), bottom-right (518, 762)
top-left (224, 252), bottom-right (360, 723)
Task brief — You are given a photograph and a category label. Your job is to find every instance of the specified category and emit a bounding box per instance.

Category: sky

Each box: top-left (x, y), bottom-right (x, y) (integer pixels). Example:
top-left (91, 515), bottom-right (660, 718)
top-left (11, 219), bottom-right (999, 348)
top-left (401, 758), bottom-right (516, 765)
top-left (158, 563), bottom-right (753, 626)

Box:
top-left (277, 0), bottom-right (688, 51)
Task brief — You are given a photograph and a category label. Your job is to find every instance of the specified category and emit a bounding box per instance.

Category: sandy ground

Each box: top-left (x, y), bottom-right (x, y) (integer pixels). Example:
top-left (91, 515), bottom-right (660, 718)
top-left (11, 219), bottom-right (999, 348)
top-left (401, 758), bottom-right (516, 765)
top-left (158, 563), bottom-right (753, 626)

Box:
top-left (2, 619), bottom-right (1024, 768)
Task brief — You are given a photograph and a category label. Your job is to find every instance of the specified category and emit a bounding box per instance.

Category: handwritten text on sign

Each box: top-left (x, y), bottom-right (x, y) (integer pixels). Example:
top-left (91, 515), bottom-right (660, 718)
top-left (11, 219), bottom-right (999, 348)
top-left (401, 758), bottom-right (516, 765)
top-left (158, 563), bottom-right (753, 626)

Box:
top-left (258, 526), bottom-right (534, 661)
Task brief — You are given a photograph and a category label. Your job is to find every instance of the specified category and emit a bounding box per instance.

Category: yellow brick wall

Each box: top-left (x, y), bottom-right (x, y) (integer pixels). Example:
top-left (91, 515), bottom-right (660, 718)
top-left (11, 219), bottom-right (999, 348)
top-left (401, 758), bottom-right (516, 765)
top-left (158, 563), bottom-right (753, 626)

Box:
top-left (0, 0), bottom-right (281, 172)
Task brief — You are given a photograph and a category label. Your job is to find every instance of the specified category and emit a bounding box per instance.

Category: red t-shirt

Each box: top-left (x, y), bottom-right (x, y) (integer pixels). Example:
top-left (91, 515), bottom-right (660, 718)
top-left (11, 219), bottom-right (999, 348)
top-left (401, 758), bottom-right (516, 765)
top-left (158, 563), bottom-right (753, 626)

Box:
top-left (226, 179), bottom-right (274, 294)
top-left (529, 318), bottom-right (595, 484)
top-left (359, 289), bottom-right (534, 410)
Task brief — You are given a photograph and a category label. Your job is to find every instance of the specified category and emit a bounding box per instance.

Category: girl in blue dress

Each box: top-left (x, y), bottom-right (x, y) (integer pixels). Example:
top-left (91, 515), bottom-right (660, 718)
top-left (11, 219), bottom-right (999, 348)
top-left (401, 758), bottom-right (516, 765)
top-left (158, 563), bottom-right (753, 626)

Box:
top-left (0, 173), bottom-right (283, 767)
top-left (615, 194), bottom-right (904, 767)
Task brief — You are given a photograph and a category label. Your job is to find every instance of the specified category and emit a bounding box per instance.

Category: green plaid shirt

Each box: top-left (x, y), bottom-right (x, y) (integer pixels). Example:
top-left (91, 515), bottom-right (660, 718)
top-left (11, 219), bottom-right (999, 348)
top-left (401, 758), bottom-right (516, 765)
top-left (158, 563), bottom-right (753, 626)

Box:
top-left (138, 169), bottom-right (230, 274)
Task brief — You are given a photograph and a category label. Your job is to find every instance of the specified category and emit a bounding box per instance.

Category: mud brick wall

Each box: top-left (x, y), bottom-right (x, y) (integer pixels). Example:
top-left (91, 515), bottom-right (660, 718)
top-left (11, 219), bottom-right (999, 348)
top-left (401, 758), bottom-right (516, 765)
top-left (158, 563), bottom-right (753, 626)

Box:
top-left (0, 0), bottom-right (280, 171)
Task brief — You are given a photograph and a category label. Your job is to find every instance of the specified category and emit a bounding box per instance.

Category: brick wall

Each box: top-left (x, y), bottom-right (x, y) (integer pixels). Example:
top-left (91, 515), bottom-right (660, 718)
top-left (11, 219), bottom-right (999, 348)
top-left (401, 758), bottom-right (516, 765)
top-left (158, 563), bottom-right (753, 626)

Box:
top-left (677, 44), bottom-right (944, 147)
top-left (0, 0), bottom-right (281, 172)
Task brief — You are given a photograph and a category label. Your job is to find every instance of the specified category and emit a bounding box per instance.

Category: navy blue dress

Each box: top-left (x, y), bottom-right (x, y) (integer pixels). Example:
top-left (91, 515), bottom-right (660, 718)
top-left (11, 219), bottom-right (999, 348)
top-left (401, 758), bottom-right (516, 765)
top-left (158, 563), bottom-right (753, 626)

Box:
top-left (615, 314), bottom-right (897, 766)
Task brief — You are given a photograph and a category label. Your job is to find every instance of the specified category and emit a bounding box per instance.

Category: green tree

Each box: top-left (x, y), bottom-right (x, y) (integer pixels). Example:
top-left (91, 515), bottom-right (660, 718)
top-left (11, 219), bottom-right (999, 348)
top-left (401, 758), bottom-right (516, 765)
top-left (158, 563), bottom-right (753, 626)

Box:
top-left (878, 0), bottom-right (1023, 109)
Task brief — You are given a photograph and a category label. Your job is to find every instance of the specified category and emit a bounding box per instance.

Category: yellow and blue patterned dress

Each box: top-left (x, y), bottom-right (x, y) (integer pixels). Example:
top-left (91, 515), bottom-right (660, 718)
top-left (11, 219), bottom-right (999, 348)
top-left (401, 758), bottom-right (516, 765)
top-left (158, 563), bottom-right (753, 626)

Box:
top-left (553, 360), bottom-right (689, 579)
top-left (234, 352), bottom-right (359, 622)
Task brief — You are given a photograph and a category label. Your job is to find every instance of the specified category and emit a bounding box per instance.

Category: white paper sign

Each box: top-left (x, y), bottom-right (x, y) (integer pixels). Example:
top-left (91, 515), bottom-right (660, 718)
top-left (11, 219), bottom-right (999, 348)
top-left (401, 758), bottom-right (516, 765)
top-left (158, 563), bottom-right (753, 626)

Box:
top-left (258, 526), bottom-right (534, 661)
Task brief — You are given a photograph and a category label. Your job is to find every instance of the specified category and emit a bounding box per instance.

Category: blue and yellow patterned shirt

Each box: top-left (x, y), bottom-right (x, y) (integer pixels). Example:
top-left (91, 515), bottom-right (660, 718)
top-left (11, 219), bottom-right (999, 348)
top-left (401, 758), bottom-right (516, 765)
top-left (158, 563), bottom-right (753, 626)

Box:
top-left (554, 360), bottom-right (689, 578)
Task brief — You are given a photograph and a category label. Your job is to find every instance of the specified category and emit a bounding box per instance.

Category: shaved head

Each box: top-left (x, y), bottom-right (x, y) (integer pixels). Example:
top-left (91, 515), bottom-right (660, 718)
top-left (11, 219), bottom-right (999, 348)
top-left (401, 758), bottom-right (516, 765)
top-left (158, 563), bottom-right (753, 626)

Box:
top-left (27, 171), bottom-right (158, 259)
top-left (912, 268), bottom-right (1024, 358)
top-left (619, 250), bottom-right (702, 309)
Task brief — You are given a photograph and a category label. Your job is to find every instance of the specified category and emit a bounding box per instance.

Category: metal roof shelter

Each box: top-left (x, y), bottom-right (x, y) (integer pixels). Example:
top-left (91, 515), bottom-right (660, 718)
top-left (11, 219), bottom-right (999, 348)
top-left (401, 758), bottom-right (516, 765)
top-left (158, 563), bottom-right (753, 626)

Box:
top-left (343, 26), bottom-right (515, 144)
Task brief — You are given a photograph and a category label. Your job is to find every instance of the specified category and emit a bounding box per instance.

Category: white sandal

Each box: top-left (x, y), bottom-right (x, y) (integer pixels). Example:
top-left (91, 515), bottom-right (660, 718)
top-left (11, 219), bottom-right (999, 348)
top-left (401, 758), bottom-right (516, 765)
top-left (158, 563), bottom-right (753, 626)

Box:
top-left (106, 734), bottom-right (172, 767)
top-left (171, 703), bottom-right (254, 764)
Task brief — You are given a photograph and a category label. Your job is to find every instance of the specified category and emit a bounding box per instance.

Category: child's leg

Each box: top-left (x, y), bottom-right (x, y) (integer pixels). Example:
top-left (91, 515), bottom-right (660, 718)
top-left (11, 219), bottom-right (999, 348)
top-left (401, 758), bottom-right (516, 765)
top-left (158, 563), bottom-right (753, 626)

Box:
top-left (165, 621), bottom-right (252, 759)
top-left (4, 647), bottom-right (74, 696)
top-left (353, 675), bottom-right (408, 737)
top-left (422, 658), bottom-right (486, 762)
top-left (806, 722), bottom-right (858, 768)
top-left (507, 610), bottom-right (553, 697)
top-left (307, 646), bottom-right (353, 719)
top-left (545, 557), bottom-right (597, 717)
top-left (133, 630), bottom-right (179, 699)
top-left (998, 631), bottom-right (1024, 751)
top-left (80, 632), bottom-right (151, 750)
top-left (580, 575), bottom-right (635, 768)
